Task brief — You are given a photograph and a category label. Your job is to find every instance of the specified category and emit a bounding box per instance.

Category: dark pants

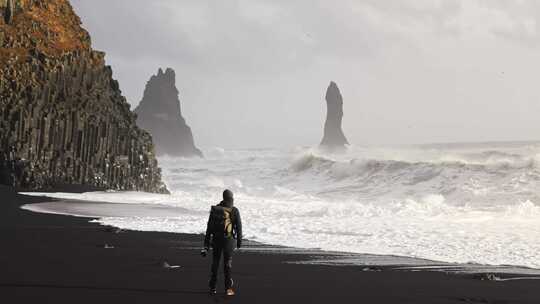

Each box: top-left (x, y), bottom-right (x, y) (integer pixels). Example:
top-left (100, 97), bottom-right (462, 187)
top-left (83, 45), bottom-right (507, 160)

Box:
top-left (209, 237), bottom-right (236, 290)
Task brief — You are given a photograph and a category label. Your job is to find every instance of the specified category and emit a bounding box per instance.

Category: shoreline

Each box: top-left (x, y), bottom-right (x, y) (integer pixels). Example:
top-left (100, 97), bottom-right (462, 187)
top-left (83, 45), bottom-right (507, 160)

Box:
top-left (21, 196), bottom-right (540, 277)
top-left (2, 185), bottom-right (540, 303)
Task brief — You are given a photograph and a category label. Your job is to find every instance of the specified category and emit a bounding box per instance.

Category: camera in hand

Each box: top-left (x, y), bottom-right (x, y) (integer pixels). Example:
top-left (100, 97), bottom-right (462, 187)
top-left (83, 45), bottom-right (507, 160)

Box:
top-left (200, 248), bottom-right (208, 257)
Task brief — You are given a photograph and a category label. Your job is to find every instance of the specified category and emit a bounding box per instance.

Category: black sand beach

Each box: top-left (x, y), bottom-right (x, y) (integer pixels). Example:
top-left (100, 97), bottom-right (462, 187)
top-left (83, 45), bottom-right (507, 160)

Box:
top-left (1, 185), bottom-right (540, 303)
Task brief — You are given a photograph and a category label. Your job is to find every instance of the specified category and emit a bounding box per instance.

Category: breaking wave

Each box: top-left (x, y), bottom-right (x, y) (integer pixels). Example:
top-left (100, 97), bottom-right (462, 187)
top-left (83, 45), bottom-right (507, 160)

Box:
top-left (23, 142), bottom-right (540, 269)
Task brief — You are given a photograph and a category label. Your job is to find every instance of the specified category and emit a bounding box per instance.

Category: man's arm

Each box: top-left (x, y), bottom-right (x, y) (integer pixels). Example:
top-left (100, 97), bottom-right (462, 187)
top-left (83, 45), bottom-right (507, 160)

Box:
top-left (234, 208), bottom-right (242, 248)
top-left (204, 208), bottom-right (213, 249)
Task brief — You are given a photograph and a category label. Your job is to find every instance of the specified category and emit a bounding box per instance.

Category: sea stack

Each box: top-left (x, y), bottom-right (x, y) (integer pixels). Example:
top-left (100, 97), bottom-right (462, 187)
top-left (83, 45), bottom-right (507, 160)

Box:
top-left (0, 0), bottom-right (168, 193)
top-left (320, 81), bottom-right (349, 150)
top-left (135, 68), bottom-right (203, 157)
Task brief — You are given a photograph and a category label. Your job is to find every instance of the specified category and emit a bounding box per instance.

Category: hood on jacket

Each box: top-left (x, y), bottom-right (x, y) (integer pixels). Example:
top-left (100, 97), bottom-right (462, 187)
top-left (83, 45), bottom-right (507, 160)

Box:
top-left (221, 189), bottom-right (234, 208)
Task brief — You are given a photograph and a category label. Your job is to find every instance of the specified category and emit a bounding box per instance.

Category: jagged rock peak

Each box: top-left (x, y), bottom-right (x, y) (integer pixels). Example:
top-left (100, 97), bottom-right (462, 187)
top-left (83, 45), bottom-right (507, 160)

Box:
top-left (320, 81), bottom-right (349, 150)
top-left (151, 67), bottom-right (175, 87)
top-left (135, 68), bottom-right (203, 158)
top-left (0, 0), bottom-right (168, 193)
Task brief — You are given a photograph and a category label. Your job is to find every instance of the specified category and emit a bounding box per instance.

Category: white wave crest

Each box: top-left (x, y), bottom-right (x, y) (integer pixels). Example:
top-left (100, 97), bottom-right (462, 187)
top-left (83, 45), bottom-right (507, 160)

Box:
top-left (21, 142), bottom-right (540, 269)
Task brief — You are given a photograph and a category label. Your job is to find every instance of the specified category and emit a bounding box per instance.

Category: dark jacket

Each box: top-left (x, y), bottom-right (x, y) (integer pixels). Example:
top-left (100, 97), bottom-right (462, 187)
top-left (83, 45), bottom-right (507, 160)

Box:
top-left (204, 201), bottom-right (242, 249)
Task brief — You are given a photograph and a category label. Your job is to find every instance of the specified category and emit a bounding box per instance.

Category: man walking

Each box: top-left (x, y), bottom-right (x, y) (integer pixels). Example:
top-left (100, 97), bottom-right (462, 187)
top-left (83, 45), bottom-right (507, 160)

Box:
top-left (203, 189), bottom-right (242, 296)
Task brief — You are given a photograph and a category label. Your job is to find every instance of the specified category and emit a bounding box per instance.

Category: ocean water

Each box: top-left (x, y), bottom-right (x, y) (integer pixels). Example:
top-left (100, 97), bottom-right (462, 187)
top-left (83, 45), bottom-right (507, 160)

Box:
top-left (23, 142), bottom-right (540, 269)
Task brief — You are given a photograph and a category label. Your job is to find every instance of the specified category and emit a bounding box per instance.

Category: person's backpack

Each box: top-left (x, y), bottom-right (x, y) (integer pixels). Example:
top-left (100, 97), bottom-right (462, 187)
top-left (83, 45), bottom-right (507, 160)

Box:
top-left (210, 205), bottom-right (235, 238)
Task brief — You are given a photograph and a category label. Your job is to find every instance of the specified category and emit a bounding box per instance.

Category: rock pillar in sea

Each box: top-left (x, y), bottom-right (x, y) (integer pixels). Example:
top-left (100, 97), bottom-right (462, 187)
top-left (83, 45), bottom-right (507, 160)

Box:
top-left (320, 81), bottom-right (349, 150)
top-left (135, 68), bottom-right (203, 157)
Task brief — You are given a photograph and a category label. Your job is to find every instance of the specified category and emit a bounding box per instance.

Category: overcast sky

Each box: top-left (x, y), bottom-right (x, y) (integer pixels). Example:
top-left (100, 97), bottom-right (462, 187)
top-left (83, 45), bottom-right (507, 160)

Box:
top-left (70, 0), bottom-right (540, 149)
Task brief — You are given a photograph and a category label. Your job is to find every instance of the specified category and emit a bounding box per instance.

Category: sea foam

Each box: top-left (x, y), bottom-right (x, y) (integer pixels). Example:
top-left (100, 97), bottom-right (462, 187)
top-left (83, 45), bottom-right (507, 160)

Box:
top-left (22, 142), bottom-right (540, 269)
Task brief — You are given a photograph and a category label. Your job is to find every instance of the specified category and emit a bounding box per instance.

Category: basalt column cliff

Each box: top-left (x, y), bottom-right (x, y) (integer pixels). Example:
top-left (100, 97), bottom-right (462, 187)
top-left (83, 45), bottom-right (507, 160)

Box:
top-left (0, 0), bottom-right (168, 193)
top-left (320, 81), bottom-right (349, 150)
top-left (135, 68), bottom-right (202, 157)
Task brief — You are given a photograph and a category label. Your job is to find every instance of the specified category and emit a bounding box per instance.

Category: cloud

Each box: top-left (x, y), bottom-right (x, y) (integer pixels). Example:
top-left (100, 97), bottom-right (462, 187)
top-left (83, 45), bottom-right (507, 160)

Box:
top-left (70, 0), bottom-right (540, 148)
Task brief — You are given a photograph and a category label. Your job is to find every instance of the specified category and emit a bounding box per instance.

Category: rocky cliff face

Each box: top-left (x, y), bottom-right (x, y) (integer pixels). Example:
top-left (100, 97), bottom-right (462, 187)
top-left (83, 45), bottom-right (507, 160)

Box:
top-left (320, 81), bottom-right (349, 150)
top-left (135, 68), bottom-right (202, 157)
top-left (0, 0), bottom-right (168, 193)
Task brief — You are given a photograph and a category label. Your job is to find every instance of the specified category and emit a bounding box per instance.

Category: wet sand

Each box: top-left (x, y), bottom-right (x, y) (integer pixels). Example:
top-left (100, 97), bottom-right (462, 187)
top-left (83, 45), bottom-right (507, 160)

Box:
top-left (1, 185), bottom-right (539, 303)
